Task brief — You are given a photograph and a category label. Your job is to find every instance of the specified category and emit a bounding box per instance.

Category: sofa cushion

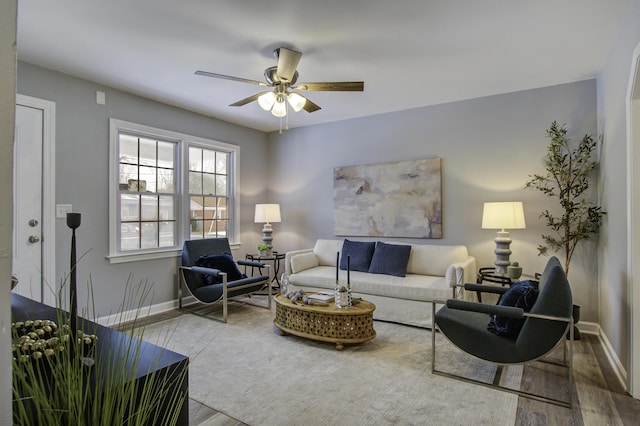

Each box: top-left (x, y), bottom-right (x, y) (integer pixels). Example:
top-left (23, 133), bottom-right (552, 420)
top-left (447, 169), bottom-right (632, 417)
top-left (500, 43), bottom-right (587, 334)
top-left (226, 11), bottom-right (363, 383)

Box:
top-left (487, 280), bottom-right (539, 338)
top-left (313, 239), bottom-right (344, 266)
top-left (340, 239), bottom-right (376, 272)
top-left (195, 253), bottom-right (246, 285)
top-left (288, 268), bottom-right (453, 328)
top-left (288, 266), bottom-right (450, 302)
top-left (403, 244), bottom-right (469, 276)
top-left (368, 242), bottom-right (412, 277)
top-left (290, 252), bottom-right (319, 274)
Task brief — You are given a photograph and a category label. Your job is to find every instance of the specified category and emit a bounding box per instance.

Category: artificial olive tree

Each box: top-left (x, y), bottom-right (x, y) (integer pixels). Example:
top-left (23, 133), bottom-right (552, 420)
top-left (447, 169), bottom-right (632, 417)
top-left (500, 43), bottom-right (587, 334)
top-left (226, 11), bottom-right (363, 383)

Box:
top-left (525, 121), bottom-right (606, 275)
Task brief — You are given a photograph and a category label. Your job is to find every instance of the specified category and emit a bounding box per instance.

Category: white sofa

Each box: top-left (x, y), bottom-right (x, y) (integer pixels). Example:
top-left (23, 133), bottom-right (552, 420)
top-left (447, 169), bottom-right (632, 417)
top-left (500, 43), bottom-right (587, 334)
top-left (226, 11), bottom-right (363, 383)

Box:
top-left (284, 239), bottom-right (476, 328)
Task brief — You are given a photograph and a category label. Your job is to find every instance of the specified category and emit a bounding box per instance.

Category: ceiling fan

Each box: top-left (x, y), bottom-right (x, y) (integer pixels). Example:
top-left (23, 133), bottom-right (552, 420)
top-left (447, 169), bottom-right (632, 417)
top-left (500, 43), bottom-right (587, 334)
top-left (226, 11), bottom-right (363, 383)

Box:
top-left (195, 47), bottom-right (364, 118)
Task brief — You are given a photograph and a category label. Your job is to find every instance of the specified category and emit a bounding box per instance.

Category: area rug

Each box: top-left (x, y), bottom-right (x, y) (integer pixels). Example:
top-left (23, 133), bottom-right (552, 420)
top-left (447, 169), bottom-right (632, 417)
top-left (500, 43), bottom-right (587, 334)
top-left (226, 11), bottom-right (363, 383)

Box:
top-left (141, 301), bottom-right (521, 426)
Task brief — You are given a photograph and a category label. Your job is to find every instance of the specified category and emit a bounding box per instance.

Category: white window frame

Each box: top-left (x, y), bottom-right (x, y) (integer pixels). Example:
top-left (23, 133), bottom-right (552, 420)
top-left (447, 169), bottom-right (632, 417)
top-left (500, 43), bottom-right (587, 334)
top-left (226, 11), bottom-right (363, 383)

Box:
top-left (108, 119), bottom-right (240, 264)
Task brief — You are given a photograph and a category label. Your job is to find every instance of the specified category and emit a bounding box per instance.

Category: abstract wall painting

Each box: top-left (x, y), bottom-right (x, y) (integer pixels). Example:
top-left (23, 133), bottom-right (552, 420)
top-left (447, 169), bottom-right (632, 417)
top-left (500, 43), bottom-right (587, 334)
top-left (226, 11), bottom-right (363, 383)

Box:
top-left (333, 158), bottom-right (442, 238)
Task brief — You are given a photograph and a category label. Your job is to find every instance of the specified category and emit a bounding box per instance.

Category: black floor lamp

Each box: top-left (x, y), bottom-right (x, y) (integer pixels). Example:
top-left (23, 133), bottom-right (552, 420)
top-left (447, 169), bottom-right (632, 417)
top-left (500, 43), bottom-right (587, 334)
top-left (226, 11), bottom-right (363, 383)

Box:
top-left (66, 212), bottom-right (95, 366)
top-left (66, 212), bottom-right (81, 359)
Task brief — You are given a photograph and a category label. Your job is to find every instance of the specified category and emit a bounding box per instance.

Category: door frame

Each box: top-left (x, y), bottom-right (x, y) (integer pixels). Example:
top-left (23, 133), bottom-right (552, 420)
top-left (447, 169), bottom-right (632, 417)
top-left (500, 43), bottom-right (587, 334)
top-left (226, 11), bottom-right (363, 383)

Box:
top-left (628, 42), bottom-right (640, 397)
top-left (16, 94), bottom-right (56, 306)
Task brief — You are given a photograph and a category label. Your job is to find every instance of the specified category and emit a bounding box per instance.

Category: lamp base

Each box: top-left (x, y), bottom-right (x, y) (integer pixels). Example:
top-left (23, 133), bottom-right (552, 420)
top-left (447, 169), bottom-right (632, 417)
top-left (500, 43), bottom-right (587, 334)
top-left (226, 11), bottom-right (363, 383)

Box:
top-left (494, 230), bottom-right (512, 274)
top-left (262, 223), bottom-right (273, 251)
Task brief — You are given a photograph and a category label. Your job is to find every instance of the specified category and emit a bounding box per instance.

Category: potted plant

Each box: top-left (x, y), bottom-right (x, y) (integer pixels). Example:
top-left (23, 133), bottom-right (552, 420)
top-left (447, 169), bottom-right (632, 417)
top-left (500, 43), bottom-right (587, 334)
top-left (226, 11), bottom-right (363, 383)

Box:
top-left (257, 243), bottom-right (271, 257)
top-left (525, 121), bottom-right (607, 274)
top-left (11, 279), bottom-right (188, 425)
top-left (525, 121), bottom-right (607, 338)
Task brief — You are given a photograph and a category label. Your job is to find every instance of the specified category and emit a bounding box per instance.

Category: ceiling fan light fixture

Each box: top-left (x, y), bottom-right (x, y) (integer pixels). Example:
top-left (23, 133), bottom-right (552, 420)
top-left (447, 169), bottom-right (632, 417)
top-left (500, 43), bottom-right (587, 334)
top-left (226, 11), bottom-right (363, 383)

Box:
top-left (287, 92), bottom-right (306, 112)
top-left (258, 92), bottom-right (276, 111)
top-left (271, 97), bottom-right (287, 117)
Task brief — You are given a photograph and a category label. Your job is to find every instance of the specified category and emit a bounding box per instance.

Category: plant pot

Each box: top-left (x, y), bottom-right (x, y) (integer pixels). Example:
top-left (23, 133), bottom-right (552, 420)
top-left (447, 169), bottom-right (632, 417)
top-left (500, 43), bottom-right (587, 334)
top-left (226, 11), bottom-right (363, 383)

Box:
top-left (507, 264), bottom-right (523, 280)
top-left (570, 304), bottom-right (581, 340)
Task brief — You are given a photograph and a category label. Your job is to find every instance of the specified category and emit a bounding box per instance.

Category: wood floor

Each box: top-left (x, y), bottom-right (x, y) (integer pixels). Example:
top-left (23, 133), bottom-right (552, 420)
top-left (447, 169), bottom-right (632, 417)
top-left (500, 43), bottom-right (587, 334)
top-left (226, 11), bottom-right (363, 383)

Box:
top-left (122, 309), bottom-right (640, 426)
top-left (516, 332), bottom-right (640, 425)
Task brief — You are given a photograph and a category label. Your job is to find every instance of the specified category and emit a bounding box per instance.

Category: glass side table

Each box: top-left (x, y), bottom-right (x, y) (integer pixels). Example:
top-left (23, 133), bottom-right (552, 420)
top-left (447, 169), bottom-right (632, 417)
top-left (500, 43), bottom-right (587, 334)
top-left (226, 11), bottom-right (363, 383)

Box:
top-left (476, 267), bottom-right (514, 303)
top-left (475, 267), bottom-right (538, 303)
top-left (245, 252), bottom-right (286, 288)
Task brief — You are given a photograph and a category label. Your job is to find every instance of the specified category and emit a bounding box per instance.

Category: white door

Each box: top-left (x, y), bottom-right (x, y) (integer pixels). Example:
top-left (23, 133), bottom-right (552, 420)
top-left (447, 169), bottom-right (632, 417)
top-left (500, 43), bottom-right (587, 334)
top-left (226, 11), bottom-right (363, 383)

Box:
top-left (12, 104), bottom-right (44, 301)
top-left (12, 95), bottom-right (55, 305)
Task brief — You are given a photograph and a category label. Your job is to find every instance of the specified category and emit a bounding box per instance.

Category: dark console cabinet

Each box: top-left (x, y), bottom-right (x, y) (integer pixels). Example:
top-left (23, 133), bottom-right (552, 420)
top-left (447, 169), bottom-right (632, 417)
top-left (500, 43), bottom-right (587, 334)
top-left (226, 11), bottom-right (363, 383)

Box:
top-left (11, 293), bottom-right (189, 425)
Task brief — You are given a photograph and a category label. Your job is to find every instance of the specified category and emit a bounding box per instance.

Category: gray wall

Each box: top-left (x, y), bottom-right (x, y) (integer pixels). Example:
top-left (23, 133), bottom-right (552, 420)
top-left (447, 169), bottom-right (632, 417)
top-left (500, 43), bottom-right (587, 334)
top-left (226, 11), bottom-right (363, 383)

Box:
top-left (17, 62), bottom-right (270, 319)
top-left (597, 0), bottom-right (640, 377)
top-left (1, 1), bottom-right (17, 422)
top-left (16, 62), bottom-right (606, 329)
top-left (268, 80), bottom-right (600, 321)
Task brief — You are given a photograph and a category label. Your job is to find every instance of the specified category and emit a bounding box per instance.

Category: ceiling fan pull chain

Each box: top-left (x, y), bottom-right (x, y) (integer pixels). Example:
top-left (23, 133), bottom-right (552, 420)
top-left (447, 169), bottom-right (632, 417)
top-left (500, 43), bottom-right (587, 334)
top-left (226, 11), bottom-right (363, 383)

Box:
top-left (285, 102), bottom-right (290, 131)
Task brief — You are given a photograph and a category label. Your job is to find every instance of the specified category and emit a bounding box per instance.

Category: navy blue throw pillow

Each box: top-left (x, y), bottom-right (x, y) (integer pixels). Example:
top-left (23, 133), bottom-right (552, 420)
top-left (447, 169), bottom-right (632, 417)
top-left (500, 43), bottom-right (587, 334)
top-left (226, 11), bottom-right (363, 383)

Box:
top-left (340, 240), bottom-right (376, 272)
top-left (368, 242), bottom-right (412, 277)
top-left (487, 280), bottom-right (539, 338)
top-left (195, 253), bottom-right (246, 285)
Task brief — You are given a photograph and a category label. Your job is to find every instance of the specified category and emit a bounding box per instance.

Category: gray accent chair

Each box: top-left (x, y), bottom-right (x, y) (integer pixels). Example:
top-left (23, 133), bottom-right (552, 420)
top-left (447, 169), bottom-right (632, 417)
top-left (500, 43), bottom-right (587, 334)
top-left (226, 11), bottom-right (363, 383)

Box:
top-left (431, 256), bottom-right (574, 407)
top-left (179, 238), bottom-right (271, 323)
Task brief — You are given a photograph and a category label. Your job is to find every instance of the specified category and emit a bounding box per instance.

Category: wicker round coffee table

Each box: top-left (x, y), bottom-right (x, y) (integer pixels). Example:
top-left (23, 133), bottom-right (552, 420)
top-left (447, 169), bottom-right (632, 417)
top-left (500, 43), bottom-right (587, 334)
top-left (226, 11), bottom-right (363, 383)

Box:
top-left (273, 293), bottom-right (376, 350)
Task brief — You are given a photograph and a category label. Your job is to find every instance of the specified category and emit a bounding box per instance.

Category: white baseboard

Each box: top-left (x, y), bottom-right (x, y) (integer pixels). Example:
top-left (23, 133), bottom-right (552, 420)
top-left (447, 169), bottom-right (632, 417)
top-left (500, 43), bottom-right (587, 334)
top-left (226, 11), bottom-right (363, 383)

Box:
top-left (598, 327), bottom-right (628, 391)
top-left (576, 320), bottom-right (600, 336)
top-left (578, 321), bottom-right (628, 392)
top-left (96, 295), bottom-right (196, 327)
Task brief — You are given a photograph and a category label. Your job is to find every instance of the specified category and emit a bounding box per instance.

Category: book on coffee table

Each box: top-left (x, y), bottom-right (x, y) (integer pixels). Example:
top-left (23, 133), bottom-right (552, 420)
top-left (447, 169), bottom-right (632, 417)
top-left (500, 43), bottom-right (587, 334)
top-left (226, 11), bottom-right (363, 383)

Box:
top-left (309, 292), bottom-right (334, 303)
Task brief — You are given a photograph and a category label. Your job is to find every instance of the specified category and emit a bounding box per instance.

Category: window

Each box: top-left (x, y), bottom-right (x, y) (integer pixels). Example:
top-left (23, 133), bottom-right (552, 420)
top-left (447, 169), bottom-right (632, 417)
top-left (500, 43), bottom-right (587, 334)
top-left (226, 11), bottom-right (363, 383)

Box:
top-left (109, 119), bottom-right (239, 263)
top-left (188, 146), bottom-right (229, 240)
top-left (118, 134), bottom-right (177, 251)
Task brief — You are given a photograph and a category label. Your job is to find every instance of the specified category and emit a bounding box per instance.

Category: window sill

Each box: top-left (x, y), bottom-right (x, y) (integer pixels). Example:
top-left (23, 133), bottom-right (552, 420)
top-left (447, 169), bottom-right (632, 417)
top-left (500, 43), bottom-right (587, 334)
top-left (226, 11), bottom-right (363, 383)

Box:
top-left (107, 248), bottom-right (181, 264)
top-left (106, 242), bottom-right (242, 264)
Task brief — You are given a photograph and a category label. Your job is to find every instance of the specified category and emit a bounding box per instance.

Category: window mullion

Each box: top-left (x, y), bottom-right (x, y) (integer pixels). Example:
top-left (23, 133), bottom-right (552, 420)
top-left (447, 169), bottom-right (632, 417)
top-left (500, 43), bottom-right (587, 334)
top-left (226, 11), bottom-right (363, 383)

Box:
top-left (137, 138), bottom-right (142, 250)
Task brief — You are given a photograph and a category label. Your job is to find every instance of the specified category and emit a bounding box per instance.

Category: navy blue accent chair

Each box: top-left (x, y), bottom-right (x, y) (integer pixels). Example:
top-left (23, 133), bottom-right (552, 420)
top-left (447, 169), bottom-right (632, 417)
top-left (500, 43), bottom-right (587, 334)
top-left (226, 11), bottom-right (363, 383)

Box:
top-left (179, 238), bottom-right (270, 323)
top-left (431, 256), bottom-right (574, 407)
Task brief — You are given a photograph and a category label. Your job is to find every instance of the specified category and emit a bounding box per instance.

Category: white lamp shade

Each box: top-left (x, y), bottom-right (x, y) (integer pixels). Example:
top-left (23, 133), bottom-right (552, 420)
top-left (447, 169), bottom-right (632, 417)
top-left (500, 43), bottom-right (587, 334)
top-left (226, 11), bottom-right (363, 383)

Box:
top-left (271, 98), bottom-right (287, 117)
top-left (254, 204), bottom-right (281, 223)
top-left (258, 92), bottom-right (276, 111)
top-left (482, 202), bottom-right (526, 230)
top-left (287, 92), bottom-right (306, 112)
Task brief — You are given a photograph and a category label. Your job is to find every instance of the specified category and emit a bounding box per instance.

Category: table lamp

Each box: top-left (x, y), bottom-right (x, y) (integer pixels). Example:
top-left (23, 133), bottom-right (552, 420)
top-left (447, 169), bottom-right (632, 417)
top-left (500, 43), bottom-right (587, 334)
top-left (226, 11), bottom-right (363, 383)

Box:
top-left (482, 201), bottom-right (526, 274)
top-left (254, 204), bottom-right (281, 252)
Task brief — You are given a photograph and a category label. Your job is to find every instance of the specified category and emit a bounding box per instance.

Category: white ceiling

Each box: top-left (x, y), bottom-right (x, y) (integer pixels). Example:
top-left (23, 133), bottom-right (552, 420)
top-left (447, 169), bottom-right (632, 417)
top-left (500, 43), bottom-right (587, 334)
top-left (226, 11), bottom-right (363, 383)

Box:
top-left (17, 0), bottom-right (631, 133)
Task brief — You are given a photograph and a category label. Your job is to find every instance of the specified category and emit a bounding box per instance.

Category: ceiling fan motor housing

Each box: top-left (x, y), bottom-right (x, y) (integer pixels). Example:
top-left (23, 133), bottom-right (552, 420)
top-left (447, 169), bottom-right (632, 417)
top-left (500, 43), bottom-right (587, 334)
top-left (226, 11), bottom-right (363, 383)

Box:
top-left (264, 66), bottom-right (298, 86)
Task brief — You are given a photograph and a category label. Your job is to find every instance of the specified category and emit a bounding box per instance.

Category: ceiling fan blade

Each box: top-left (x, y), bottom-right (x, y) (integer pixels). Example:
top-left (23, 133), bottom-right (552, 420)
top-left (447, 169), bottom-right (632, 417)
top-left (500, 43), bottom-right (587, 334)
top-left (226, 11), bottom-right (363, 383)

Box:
top-left (195, 70), bottom-right (268, 86)
top-left (302, 96), bottom-right (321, 113)
top-left (275, 48), bottom-right (302, 83)
top-left (296, 81), bottom-right (364, 92)
top-left (229, 92), bottom-right (270, 107)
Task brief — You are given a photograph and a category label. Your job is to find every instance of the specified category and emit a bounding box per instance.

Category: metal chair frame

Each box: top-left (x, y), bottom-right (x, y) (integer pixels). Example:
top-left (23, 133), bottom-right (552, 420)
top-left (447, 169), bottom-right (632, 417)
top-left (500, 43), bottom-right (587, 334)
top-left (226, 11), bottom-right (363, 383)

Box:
top-left (430, 288), bottom-right (574, 408)
top-left (178, 265), bottom-right (271, 323)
